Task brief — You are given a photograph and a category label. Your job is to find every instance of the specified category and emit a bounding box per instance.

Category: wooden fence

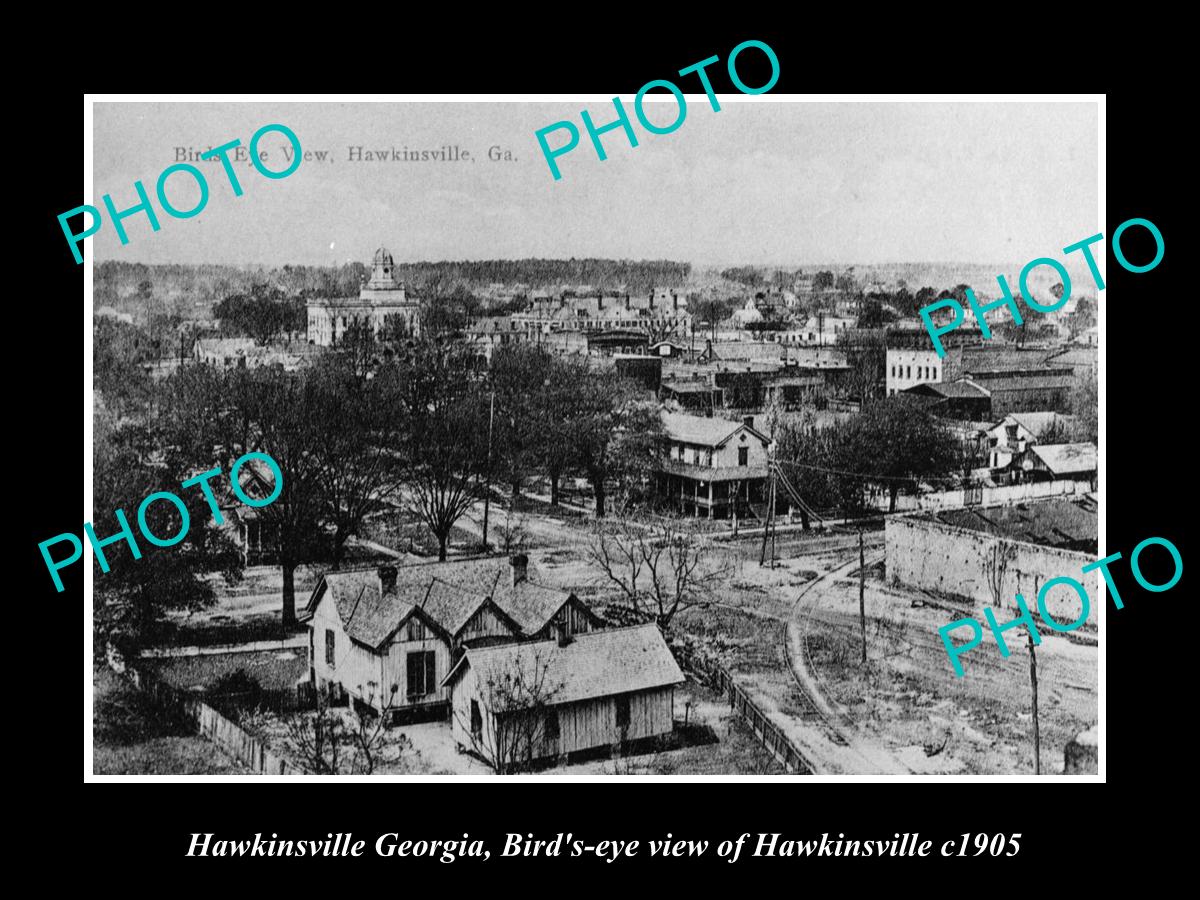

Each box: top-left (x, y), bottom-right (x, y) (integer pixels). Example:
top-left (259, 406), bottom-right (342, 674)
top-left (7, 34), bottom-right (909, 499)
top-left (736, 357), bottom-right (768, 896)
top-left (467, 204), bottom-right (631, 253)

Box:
top-left (106, 643), bottom-right (305, 775)
top-left (710, 664), bottom-right (810, 774)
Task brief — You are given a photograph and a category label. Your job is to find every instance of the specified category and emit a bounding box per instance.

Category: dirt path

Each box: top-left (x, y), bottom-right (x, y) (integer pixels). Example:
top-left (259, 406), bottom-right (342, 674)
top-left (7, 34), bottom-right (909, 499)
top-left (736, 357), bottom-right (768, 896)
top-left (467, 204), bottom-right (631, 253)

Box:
top-left (781, 544), bottom-right (916, 774)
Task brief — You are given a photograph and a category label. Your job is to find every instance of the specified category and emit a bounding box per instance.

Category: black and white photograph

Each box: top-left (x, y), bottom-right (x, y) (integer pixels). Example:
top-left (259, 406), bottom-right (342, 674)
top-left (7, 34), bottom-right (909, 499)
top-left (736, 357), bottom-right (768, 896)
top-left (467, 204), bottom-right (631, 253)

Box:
top-left (83, 97), bottom-right (1102, 779)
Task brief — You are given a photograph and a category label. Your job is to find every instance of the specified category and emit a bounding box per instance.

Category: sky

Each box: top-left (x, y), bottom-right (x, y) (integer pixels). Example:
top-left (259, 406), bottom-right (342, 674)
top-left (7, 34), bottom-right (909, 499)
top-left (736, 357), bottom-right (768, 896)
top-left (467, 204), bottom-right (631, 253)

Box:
top-left (91, 100), bottom-right (1100, 269)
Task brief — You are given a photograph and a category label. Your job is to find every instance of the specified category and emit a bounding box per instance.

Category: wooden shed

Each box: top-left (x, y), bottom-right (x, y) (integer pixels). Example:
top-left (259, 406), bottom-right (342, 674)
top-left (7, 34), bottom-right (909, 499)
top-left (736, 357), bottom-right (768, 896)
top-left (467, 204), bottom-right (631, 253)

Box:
top-left (442, 623), bottom-right (685, 771)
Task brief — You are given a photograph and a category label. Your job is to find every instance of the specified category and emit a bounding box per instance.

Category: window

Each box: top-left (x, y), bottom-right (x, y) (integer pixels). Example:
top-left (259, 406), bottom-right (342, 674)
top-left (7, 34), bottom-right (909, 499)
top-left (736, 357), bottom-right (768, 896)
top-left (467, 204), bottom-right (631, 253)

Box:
top-left (906, 366), bottom-right (911, 379)
top-left (407, 650), bottom-right (437, 697)
top-left (933, 367), bottom-right (938, 380)
top-left (738, 447), bottom-right (749, 466)
top-left (470, 700), bottom-right (482, 738)
top-left (324, 629), bottom-right (336, 667)
top-left (615, 695), bottom-right (631, 731)
top-left (545, 711), bottom-right (560, 742)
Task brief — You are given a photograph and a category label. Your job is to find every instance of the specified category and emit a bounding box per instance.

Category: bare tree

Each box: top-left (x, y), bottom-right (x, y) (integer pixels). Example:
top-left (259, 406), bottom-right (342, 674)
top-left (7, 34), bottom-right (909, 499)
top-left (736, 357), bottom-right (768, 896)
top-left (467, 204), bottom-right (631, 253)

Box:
top-left (982, 539), bottom-right (1019, 609)
top-left (455, 648), bottom-right (563, 774)
top-left (283, 686), bottom-right (413, 774)
top-left (495, 506), bottom-right (528, 555)
top-left (589, 517), bottom-right (733, 629)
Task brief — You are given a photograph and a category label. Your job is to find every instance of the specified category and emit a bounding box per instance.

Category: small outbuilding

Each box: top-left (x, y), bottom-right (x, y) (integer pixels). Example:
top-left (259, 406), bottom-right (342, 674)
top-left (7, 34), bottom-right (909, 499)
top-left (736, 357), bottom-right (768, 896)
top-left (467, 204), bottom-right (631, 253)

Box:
top-left (442, 623), bottom-right (685, 771)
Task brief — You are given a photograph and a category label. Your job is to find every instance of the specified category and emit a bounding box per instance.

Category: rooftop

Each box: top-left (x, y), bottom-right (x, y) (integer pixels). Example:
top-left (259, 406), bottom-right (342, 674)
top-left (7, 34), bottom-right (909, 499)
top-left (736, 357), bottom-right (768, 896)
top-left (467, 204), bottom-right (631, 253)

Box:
top-left (1029, 443), bottom-right (1097, 475)
top-left (904, 379), bottom-right (990, 399)
top-left (301, 558), bottom-right (575, 648)
top-left (444, 623), bottom-right (685, 707)
top-left (919, 496), bottom-right (1097, 552)
top-left (660, 411), bottom-right (764, 447)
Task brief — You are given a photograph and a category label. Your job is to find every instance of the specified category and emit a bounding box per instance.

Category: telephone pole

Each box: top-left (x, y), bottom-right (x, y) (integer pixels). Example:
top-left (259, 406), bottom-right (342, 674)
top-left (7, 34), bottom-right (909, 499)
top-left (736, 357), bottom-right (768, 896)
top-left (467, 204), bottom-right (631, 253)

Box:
top-left (481, 389), bottom-right (495, 550)
top-left (1029, 629), bottom-right (1041, 774)
top-left (859, 526), bottom-right (867, 664)
top-left (759, 463), bottom-right (775, 567)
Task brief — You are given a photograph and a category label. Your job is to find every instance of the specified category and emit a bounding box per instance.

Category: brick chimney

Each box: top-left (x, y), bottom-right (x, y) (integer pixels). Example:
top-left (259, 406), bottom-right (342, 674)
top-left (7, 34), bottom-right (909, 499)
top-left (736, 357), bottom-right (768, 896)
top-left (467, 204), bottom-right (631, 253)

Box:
top-left (378, 565), bottom-right (398, 594)
top-left (743, 415), bottom-right (755, 429)
top-left (510, 553), bottom-right (528, 587)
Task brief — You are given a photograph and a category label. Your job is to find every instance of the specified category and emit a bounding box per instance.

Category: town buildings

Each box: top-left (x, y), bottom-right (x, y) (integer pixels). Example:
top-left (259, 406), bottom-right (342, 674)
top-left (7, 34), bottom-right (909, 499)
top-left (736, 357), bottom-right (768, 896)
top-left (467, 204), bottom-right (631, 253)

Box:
top-left (306, 248), bottom-right (422, 346)
top-left (511, 290), bottom-right (691, 340)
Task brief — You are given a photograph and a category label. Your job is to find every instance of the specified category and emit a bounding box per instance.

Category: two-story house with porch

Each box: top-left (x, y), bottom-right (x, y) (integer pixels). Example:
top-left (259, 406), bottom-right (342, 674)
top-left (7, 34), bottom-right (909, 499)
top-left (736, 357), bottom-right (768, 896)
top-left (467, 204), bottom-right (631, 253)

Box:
top-left (655, 411), bottom-right (771, 520)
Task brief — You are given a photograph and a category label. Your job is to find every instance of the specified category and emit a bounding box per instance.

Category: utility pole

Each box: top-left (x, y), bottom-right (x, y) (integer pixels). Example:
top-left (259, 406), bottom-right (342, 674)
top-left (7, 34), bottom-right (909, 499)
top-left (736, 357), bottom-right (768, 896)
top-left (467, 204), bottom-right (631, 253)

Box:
top-left (1030, 575), bottom-right (1041, 775)
top-left (759, 463), bottom-right (775, 567)
top-left (1029, 629), bottom-right (1040, 775)
top-left (481, 389), bottom-right (495, 550)
top-left (859, 526), bottom-right (867, 664)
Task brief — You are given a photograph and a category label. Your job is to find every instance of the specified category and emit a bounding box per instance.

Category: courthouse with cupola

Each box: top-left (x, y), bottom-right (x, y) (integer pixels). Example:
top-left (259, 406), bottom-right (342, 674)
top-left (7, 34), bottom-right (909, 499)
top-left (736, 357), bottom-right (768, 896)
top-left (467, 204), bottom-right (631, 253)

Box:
top-left (307, 247), bottom-right (422, 346)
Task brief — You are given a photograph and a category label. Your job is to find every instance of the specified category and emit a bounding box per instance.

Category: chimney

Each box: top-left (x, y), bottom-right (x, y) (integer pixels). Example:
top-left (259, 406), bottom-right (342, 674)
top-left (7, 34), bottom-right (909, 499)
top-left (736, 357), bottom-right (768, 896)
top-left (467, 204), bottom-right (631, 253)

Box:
top-left (378, 565), bottom-right (398, 594)
top-left (743, 415), bottom-right (755, 429)
top-left (510, 553), bottom-right (528, 587)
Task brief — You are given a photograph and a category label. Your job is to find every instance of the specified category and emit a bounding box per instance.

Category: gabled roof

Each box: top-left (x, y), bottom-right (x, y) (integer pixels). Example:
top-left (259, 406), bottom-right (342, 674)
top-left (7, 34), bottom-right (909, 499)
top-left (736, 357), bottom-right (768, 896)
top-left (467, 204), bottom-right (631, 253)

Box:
top-left (660, 411), bottom-right (767, 447)
top-left (441, 623), bottom-right (685, 706)
top-left (989, 411), bottom-right (1070, 435)
top-left (301, 558), bottom-right (578, 649)
top-left (1029, 443), bottom-right (1097, 475)
top-left (500, 583), bottom-right (595, 634)
top-left (904, 379), bottom-right (990, 399)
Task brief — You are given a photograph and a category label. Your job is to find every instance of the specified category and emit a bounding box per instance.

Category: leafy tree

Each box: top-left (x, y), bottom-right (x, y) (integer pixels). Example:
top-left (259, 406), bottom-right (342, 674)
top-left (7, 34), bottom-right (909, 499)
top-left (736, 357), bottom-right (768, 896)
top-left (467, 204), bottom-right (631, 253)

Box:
top-left (843, 397), bottom-right (960, 512)
top-left (813, 271), bottom-right (835, 291)
top-left (568, 369), bottom-right (663, 517)
top-left (776, 398), bottom-right (959, 516)
top-left (835, 272), bottom-right (857, 293)
top-left (213, 283), bottom-right (295, 346)
top-left (93, 317), bottom-right (154, 414)
top-left (93, 410), bottom-right (243, 651)
top-left (160, 364), bottom-right (329, 627)
top-left (775, 411), bottom-right (859, 518)
top-left (306, 354), bottom-right (406, 568)
top-left (489, 344), bottom-right (557, 498)
top-left (720, 266), bottom-right (764, 287)
top-left (837, 330), bottom-right (886, 405)
top-left (1069, 367), bottom-right (1098, 445)
top-left (692, 298), bottom-right (734, 341)
top-left (335, 319), bottom-right (380, 379)
top-left (1068, 296), bottom-right (1097, 339)
top-left (913, 286), bottom-right (940, 316)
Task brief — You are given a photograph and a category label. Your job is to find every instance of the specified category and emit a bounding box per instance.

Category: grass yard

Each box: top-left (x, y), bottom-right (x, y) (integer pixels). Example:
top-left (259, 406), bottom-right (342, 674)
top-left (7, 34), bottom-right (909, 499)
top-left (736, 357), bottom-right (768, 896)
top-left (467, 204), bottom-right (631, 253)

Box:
top-left (92, 665), bottom-right (250, 775)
